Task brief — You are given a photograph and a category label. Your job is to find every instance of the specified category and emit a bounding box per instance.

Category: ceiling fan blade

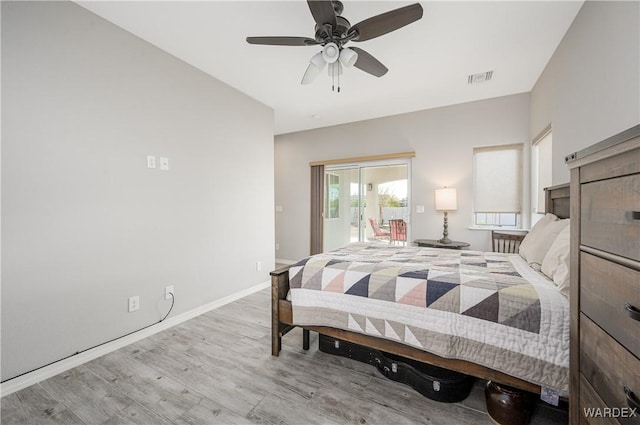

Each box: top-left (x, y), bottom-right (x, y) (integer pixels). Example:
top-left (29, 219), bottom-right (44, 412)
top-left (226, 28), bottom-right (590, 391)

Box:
top-left (307, 0), bottom-right (337, 28)
top-left (350, 47), bottom-right (388, 77)
top-left (246, 36), bottom-right (319, 46)
top-left (349, 3), bottom-right (423, 42)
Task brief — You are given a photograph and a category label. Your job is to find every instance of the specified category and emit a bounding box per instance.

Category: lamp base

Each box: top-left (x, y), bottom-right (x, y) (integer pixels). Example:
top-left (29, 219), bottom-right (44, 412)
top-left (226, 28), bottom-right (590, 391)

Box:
top-left (440, 211), bottom-right (452, 245)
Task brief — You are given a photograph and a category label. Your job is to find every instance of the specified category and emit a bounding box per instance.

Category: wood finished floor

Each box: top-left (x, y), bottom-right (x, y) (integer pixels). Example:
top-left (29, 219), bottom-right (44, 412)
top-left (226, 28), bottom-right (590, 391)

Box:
top-left (1, 288), bottom-right (568, 425)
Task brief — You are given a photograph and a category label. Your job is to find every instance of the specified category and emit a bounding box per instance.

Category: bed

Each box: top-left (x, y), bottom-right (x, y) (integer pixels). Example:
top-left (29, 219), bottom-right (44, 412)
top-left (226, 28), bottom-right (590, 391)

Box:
top-left (270, 184), bottom-right (571, 397)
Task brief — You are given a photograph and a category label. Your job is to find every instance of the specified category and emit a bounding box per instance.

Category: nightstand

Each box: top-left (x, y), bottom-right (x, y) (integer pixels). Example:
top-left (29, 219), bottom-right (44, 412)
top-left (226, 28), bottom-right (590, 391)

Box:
top-left (413, 239), bottom-right (470, 250)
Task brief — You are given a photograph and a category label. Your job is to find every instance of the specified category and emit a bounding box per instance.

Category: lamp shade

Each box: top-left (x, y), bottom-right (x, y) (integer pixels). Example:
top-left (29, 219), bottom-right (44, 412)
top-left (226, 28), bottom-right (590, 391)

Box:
top-left (309, 51), bottom-right (326, 70)
top-left (301, 52), bottom-right (327, 85)
top-left (435, 188), bottom-right (457, 211)
top-left (322, 42), bottom-right (339, 64)
top-left (339, 47), bottom-right (358, 67)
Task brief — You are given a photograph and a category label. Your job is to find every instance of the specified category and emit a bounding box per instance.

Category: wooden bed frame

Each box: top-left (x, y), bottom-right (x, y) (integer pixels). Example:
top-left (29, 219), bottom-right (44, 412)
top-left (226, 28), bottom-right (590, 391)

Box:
top-left (270, 183), bottom-right (571, 395)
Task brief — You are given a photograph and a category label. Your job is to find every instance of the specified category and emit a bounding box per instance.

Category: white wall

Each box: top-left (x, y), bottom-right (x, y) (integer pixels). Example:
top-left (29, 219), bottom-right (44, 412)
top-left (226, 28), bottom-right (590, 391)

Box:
top-left (275, 93), bottom-right (531, 261)
top-left (1, 1), bottom-right (274, 381)
top-left (531, 0), bottom-right (640, 185)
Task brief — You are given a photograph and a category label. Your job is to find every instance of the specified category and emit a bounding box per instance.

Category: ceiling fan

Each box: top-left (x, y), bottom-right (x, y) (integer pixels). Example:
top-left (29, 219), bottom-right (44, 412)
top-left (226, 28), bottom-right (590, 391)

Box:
top-left (246, 1), bottom-right (423, 91)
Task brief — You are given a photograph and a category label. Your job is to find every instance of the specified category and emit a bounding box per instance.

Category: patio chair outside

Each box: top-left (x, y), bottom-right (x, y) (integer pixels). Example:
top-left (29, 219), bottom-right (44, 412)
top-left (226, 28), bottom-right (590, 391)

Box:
top-left (368, 217), bottom-right (390, 241)
top-left (389, 219), bottom-right (407, 245)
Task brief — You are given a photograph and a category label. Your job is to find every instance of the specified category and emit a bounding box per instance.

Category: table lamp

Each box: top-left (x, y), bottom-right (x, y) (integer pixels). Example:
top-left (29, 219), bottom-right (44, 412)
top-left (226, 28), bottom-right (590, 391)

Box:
top-left (435, 187), bottom-right (457, 244)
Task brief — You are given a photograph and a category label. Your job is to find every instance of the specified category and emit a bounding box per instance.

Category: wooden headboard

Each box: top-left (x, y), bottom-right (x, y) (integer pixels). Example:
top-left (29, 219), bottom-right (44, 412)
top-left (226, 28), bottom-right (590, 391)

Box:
top-left (544, 183), bottom-right (570, 219)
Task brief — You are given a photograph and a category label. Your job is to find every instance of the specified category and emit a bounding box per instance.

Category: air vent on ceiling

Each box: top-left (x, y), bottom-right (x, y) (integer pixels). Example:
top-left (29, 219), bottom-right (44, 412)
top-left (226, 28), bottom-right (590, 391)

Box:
top-left (468, 71), bottom-right (494, 84)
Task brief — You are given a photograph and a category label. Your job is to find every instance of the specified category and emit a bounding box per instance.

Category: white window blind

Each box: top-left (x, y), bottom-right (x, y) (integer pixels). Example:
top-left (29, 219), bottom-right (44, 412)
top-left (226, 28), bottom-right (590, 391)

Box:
top-left (533, 130), bottom-right (553, 213)
top-left (473, 144), bottom-right (523, 213)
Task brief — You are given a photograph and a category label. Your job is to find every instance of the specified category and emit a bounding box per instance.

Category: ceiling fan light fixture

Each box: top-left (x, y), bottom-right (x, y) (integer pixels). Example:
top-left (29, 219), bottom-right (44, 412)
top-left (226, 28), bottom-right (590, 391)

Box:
top-left (301, 64), bottom-right (320, 85)
top-left (322, 42), bottom-right (340, 63)
top-left (309, 51), bottom-right (326, 70)
top-left (301, 51), bottom-right (327, 85)
top-left (339, 47), bottom-right (358, 67)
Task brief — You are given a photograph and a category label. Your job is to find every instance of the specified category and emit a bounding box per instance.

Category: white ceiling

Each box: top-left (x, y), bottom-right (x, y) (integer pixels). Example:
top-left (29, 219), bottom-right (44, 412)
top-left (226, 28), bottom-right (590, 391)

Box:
top-left (77, 1), bottom-right (584, 135)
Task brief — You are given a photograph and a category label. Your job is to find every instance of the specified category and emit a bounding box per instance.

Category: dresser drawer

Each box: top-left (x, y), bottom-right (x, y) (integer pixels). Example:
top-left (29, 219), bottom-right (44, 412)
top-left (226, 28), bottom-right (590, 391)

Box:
top-left (580, 374), bottom-right (619, 425)
top-left (581, 252), bottom-right (640, 359)
top-left (580, 315), bottom-right (640, 423)
top-left (581, 174), bottom-right (640, 262)
top-left (580, 145), bottom-right (640, 183)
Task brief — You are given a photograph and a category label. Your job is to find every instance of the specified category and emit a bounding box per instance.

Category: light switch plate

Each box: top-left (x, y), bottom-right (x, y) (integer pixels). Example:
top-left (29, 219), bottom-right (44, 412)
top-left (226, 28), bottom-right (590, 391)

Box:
top-left (147, 156), bottom-right (156, 169)
top-left (128, 296), bottom-right (140, 312)
top-left (416, 205), bottom-right (425, 213)
top-left (275, 205), bottom-right (283, 213)
top-left (160, 157), bottom-right (169, 171)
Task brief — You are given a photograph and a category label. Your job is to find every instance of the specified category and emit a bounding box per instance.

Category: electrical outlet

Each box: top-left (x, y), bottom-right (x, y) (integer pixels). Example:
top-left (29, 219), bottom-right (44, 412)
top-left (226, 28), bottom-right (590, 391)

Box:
top-left (128, 296), bottom-right (140, 312)
top-left (160, 157), bottom-right (169, 171)
top-left (165, 285), bottom-right (174, 300)
top-left (256, 261), bottom-right (262, 271)
top-left (275, 243), bottom-right (280, 251)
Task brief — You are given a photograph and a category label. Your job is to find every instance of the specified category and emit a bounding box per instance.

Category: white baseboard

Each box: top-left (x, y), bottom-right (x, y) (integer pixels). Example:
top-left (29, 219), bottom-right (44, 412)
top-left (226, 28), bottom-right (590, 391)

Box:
top-left (0, 280), bottom-right (270, 398)
top-left (275, 258), bottom-right (296, 265)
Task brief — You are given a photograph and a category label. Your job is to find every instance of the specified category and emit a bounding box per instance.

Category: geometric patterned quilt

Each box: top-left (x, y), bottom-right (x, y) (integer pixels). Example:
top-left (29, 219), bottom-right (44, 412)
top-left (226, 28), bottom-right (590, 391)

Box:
top-left (289, 242), bottom-right (570, 394)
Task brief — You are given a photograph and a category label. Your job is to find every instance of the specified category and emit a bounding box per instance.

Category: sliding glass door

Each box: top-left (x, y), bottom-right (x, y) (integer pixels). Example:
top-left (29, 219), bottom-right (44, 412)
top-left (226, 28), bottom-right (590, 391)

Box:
top-left (323, 160), bottom-right (410, 252)
top-left (361, 163), bottom-right (410, 244)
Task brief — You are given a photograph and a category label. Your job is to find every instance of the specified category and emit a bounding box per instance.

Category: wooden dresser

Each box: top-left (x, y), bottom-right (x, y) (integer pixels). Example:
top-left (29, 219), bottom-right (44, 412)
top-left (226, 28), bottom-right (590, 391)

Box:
top-left (566, 124), bottom-right (640, 424)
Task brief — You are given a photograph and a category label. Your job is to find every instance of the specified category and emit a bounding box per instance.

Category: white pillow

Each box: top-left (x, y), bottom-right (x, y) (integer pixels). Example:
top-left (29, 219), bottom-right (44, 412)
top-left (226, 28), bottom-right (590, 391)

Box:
top-left (519, 214), bottom-right (557, 264)
top-left (519, 214), bottom-right (569, 270)
top-left (541, 225), bottom-right (570, 298)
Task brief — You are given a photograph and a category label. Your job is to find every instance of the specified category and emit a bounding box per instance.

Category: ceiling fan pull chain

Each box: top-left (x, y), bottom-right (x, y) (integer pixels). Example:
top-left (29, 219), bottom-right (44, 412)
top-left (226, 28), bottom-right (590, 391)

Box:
top-left (332, 62), bottom-right (335, 91)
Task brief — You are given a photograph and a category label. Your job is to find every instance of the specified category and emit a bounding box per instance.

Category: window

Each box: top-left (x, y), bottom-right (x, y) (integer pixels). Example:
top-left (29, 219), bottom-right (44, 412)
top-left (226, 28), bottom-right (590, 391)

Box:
top-left (474, 212), bottom-right (518, 226)
top-left (532, 127), bottom-right (552, 214)
top-left (473, 144), bottom-right (523, 228)
top-left (325, 173), bottom-right (340, 219)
